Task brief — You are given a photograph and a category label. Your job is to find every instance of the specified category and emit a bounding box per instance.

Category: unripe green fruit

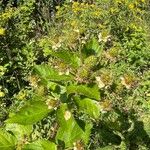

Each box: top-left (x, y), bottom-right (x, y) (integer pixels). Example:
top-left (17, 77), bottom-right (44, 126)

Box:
top-left (78, 67), bottom-right (89, 79)
top-left (84, 55), bottom-right (97, 70)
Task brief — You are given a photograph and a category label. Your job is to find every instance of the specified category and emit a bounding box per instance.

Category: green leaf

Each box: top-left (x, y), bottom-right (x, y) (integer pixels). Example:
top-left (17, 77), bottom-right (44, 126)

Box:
top-left (0, 129), bottom-right (16, 150)
top-left (50, 50), bottom-right (80, 68)
top-left (56, 104), bottom-right (92, 148)
top-left (74, 97), bottom-right (100, 119)
top-left (5, 123), bottom-right (32, 140)
top-left (96, 146), bottom-right (114, 150)
top-left (23, 139), bottom-right (57, 150)
top-left (67, 85), bottom-right (100, 100)
top-left (140, 114), bottom-right (150, 137)
top-left (34, 64), bottom-right (73, 82)
top-left (82, 38), bottom-right (102, 57)
top-left (6, 100), bottom-right (51, 125)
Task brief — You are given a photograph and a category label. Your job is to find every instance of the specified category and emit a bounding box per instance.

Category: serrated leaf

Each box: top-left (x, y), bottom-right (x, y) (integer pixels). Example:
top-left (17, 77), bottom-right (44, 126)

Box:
top-left (50, 50), bottom-right (80, 68)
top-left (6, 123), bottom-right (32, 140)
top-left (56, 104), bottom-right (92, 148)
top-left (34, 64), bottom-right (73, 82)
top-left (67, 85), bottom-right (100, 100)
top-left (74, 98), bottom-right (100, 119)
top-left (23, 139), bottom-right (57, 150)
top-left (0, 129), bottom-right (16, 150)
top-left (6, 100), bottom-right (51, 125)
top-left (82, 38), bottom-right (102, 57)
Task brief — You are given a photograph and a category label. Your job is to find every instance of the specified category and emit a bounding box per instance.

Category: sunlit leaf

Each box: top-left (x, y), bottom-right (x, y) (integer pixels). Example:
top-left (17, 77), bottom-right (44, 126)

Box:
top-left (74, 97), bottom-right (100, 119)
top-left (82, 38), bottom-right (102, 57)
top-left (50, 50), bottom-right (80, 68)
top-left (0, 129), bottom-right (16, 150)
top-left (6, 100), bottom-right (51, 125)
top-left (56, 104), bottom-right (92, 148)
top-left (67, 85), bottom-right (100, 100)
top-left (23, 139), bottom-right (57, 150)
top-left (34, 64), bottom-right (73, 82)
top-left (6, 123), bottom-right (32, 140)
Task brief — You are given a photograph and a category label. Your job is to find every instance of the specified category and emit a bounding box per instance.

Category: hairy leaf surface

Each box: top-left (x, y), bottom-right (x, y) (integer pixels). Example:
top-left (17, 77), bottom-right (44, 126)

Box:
top-left (0, 129), bottom-right (16, 150)
top-left (6, 101), bottom-right (51, 125)
top-left (67, 85), bottom-right (100, 100)
top-left (74, 97), bottom-right (100, 119)
top-left (56, 104), bottom-right (92, 148)
top-left (35, 64), bottom-right (73, 81)
top-left (23, 139), bottom-right (57, 150)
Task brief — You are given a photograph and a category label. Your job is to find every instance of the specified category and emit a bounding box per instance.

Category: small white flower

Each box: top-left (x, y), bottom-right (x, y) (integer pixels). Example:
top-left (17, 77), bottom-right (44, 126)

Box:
top-left (73, 146), bottom-right (78, 150)
top-left (104, 35), bottom-right (111, 42)
top-left (120, 76), bottom-right (131, 89)
top-left (59, 71), bottom-right (64, 75)
top-left (98, 33), bottom-right (102, 42)
top-left (46, 99), bottom-right (57, 110)
top-left (74, 29), bottom-right (80, 33)
top-left (100, 108), bottom-right (107, 114)
top-left (50, 126), bottom-right (55, 131)
top-left (48, 105), bottom-right (53, 110)
top-left (96, 76), bottom-right (105, 88)
top-left (52, 42), bottom-right (62, 50)
top-left (81, 40), bottom-right (86, 44)
top-left (64, 110), bottom-right (71, 121)
top-left (65, 69), bottom-right (70, 75)
top-left (46, 100), bottom-right (52, 109)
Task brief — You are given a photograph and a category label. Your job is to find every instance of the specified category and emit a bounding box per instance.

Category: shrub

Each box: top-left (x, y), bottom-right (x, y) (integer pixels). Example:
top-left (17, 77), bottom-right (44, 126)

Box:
top-left (0, 0), bottom-right (150, 149)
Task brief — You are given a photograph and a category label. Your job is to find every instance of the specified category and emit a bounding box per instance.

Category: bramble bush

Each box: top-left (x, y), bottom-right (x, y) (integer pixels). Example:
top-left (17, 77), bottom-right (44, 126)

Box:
top-left (0, 0), bottom-right (150, 149)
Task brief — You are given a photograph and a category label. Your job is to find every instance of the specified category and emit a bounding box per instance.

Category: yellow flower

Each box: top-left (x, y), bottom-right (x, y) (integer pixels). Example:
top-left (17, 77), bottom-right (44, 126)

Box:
top-left (72, 2), bottom-right (81, 13)
top-left (56, 6), bottom-right (60, 10)
top-left (16, 91), bottom-right (26, 100)
top-left (72, 2), bottom-right (79, 7)
top-left (146, 93), bottom-right (150, 97)
top-left (0, 65), bottom-right (6, 76)
top-left (0, 28), bottom-right (5, 35)
top-left (90, 4), bottom-right (95, 8)
top-left (71, 20), bottom-right (78, 27)
top-left (92, 11), bottom-right (100, 17)
top-left (128, 4), bottom-right (134, 9)
top-left (0, 91), bottom-right (5, 97)
top-left (116, 0), bottom-right (123, 4)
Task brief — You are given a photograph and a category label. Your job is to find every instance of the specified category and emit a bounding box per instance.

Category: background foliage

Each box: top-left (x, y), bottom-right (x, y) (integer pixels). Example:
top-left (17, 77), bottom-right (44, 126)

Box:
top-left (0, 0), bottom-right (150, 149)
